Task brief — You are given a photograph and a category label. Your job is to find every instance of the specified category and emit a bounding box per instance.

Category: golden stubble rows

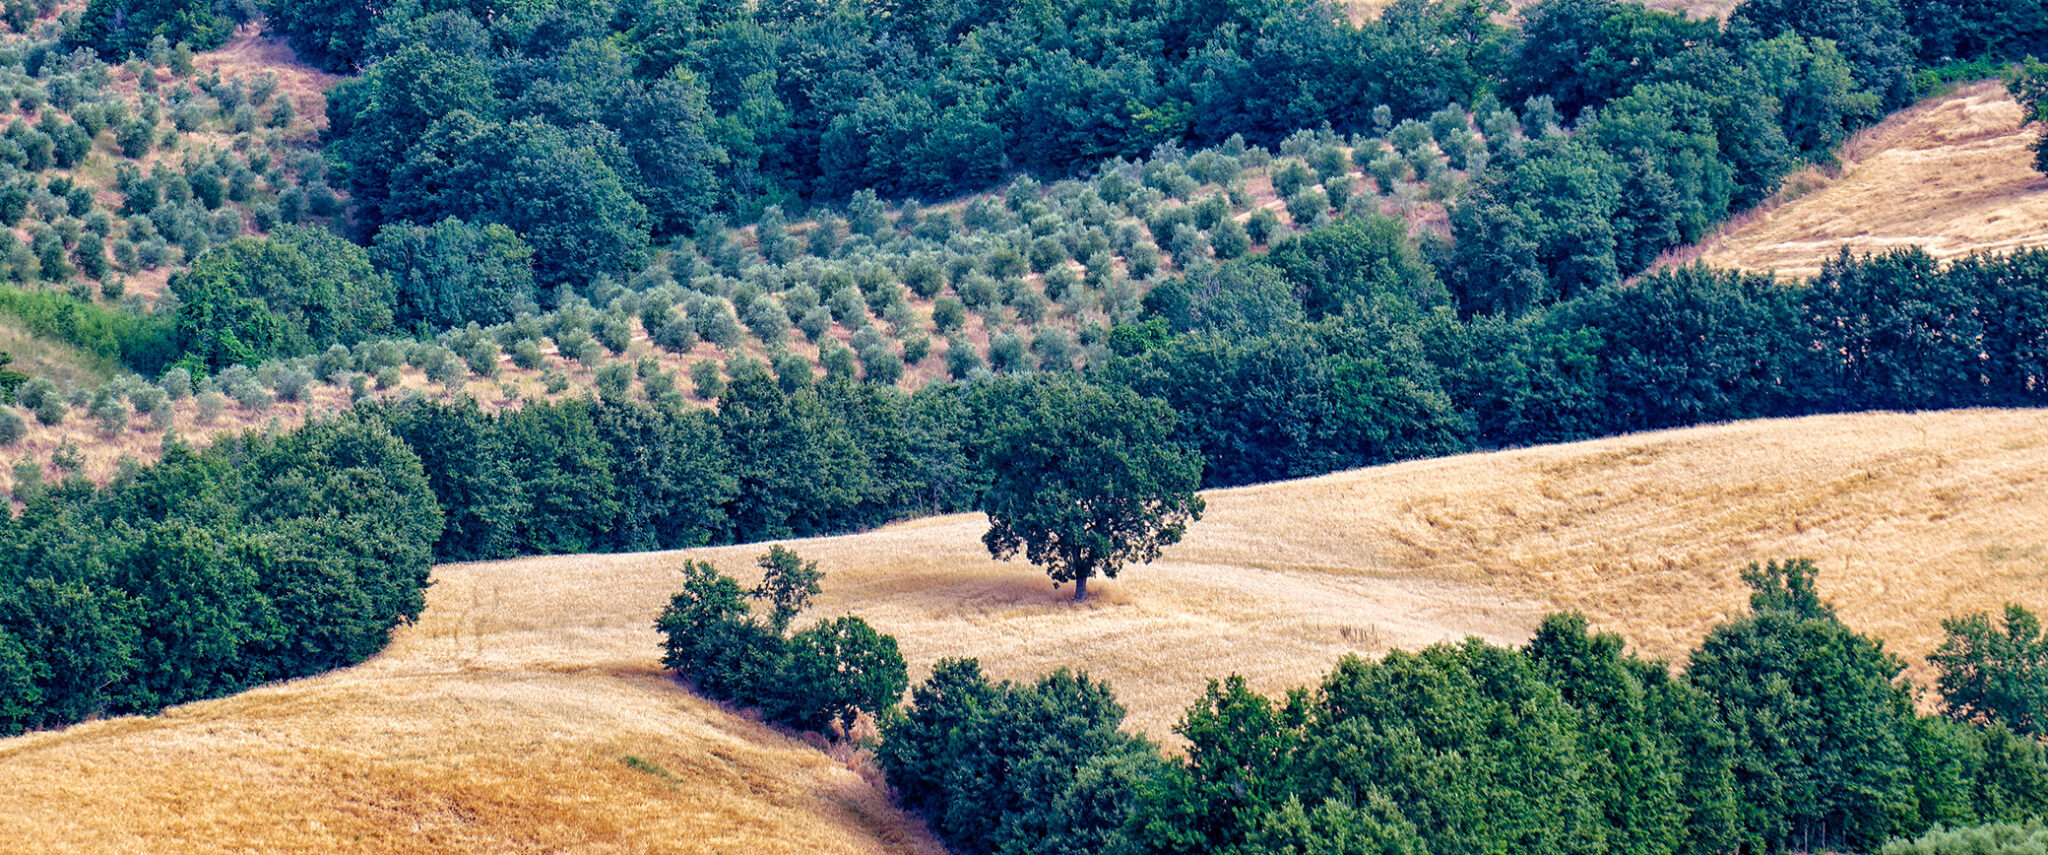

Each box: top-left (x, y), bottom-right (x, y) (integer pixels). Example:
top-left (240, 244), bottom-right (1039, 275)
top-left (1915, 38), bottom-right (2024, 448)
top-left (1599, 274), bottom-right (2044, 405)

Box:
top-left (3, 407), bottom-right (2046, 852)
top-left (1679, 81), bottom-right (2048, 278)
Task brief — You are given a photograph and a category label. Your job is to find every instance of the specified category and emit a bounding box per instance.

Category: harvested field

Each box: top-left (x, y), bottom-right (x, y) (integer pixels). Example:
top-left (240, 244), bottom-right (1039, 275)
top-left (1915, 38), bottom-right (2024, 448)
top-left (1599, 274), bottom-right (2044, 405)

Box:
top-left (5, 408), bottom-right (2045, 854)
top-left (1673, 81), bottom-right (2048, 278)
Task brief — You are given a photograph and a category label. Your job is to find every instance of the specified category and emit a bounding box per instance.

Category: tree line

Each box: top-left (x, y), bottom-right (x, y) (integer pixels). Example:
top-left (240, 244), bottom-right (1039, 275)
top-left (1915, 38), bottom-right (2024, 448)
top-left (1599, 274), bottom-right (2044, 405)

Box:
top-left (263, 239), bottom-right (2048, 558)
top-left (0, 417), bottom-right (441, 734)
top-left (7, 224), bottom-right (2044, 735)
top-left (1128, 242), bottom-right (2048, 488)
top-left (879, 561), bottom-right (2048, 855)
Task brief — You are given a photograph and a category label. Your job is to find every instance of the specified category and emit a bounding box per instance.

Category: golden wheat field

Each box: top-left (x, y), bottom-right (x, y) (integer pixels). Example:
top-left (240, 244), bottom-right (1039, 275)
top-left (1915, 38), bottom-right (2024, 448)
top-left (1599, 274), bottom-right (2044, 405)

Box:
top-left (4, 407), bottom-right (2048, 852)
top-left (1675, 81), bottom-right (2048, 278)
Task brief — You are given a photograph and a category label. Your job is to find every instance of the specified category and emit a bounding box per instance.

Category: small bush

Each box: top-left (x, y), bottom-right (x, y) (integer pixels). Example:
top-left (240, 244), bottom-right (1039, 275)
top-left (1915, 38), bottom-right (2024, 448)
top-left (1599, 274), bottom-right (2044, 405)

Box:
top-left (689, 359), bottom-right (724, 400)
top-left (195, 390), bottom-right (226, 423)
top-left (90, 390), bottom-right (129, 435)
top-left (10, 459), bottom-right (40, 500)
top-left (31, 392), bottom-right (64, 426)
top-left (1210, 216), bottom-right (1251, 259)
top-left (902, 333), bottom-right (932, 365)
top-left (988, 330), bottom-right (1026, 373)
top-left (595, 314), bottom-right (633, 354)
top-left (1285, 188), bottom-right (1330, 225)
top-left (859, 341), bottom-right (903, 385)
top-left (595, 362), bottom-right (634, 402)
top-left (1031, 327), bottom-right (1075, 371)
top-left (932, 296), bottom-right (967, 333)
top-left (272, 366), bottom-right (314, 401)
top-left (233, 382), bottom-right (273, 412)
top-left (820, 344), bottom-right (858, 382)
top-left (0, 406), bottom-right (22, 445)
top-left (955, 272), bottom-right (1000, 310)
top-left (422, 349), bottom-right (465, 386)
top-left (510, 338), bottom-right (547, 370)
top-left (945, 336), bottom-right (983, 379)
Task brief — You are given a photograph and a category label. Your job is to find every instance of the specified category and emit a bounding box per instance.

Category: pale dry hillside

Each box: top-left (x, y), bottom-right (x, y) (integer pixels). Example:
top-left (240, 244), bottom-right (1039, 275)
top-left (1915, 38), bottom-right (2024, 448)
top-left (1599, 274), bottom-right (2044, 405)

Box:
top-left (3, 408), bottom-right (2044, 853)
top-left (1677, 81), bottom-right (2048, 278)
top-left (0, 587), bottom-right (944, 852)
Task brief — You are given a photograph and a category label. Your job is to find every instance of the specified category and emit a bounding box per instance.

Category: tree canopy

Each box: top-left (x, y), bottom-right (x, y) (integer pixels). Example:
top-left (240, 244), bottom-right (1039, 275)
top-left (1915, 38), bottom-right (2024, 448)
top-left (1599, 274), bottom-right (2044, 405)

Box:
top-left (979, 378), bottom-right (1206, 600)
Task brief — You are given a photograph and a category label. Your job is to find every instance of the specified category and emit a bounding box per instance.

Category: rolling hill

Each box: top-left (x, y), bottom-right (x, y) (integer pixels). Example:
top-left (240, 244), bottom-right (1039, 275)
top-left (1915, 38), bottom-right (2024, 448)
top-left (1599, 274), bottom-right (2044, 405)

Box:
top-left (1671, 80), bottom-right (2048, 278)
top-left (3, 407), bottom-right (2044, 852)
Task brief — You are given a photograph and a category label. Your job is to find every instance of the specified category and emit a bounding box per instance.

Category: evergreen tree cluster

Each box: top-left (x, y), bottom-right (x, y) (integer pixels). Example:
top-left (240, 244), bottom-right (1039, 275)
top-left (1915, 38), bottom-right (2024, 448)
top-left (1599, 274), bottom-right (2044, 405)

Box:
top-left (882, 561), bottom-right (2048, 855)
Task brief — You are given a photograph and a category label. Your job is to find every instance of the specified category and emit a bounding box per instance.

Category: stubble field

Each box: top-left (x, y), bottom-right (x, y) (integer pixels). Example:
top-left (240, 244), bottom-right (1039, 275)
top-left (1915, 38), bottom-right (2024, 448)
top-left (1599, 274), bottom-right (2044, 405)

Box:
top-left (3, 407), bottom-right (2046, 852)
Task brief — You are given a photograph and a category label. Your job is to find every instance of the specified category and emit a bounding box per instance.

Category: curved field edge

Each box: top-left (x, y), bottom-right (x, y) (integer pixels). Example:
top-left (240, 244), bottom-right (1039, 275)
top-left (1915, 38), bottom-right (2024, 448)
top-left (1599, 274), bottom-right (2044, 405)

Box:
top-left (2, 407), bottom-right (2044, 852)
top-left (1667, 80), bottom-right (2048, 278)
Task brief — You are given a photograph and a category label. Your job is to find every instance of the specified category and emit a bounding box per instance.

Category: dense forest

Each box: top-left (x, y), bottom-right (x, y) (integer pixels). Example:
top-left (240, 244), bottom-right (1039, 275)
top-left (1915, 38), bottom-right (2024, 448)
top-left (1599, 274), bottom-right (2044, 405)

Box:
top-left (0, 0), bottom-right (2044, 849)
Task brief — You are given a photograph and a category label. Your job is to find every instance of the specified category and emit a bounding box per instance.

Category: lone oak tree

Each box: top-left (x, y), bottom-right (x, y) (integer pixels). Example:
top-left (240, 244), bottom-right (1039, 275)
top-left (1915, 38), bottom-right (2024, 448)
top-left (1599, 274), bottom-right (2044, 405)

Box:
top-left (979, 379), bottom-right (1205, 601)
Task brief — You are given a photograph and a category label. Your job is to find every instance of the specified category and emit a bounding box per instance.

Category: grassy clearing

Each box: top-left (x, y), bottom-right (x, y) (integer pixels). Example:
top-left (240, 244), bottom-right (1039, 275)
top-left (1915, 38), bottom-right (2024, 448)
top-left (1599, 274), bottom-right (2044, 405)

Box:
top-left (1668, 81), bottom-right (2048, 278)
top-left (3, 408), bottom-right (2042, 853)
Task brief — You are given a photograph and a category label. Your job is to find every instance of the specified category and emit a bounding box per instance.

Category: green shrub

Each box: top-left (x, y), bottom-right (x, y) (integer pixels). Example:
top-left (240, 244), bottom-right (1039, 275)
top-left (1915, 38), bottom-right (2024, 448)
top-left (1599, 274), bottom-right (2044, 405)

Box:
top-left (902, 333), bottom-right (931, 365)
top-left (1881, 820), bottom-right (2048, 855)
top-left (0, 406), bottom-right (23, 445)
top-left (657, 553), bottom-right (906, 732)
top-left (945, 336), bottom-right (982, 379)
top-left (859, 341), bottom-right (903, 385)
top-left (988, 330), bottom-right (1026, 373)
top-left (195, 389), bottom-right (225, 423)
top-left (159, 366), bottom-right (192, 400)
top-left (271, 365), bottom-right (314, 401)
top-left (1285, 187), bottom-right (1329, 225)
top-left (820, 344), bottom-right (858, 382)
top-left (596, 314), bottom-right (633, 354)
top-left (932, 297), bottom-right (967, 334)
top-left (689, 359), bottom-right (723, 400)
top-left (595, 362), bottom-right (634, 402)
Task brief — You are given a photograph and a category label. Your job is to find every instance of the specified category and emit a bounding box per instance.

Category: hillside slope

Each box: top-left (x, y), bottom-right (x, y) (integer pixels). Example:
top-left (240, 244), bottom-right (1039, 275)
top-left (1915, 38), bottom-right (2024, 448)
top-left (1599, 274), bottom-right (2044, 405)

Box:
top-left (1674, 81), bottom-right (2048, 278)
top-left (4, 408), bottom-right (2044, 853)
top-left (0, 582), bottom-right (943, 853)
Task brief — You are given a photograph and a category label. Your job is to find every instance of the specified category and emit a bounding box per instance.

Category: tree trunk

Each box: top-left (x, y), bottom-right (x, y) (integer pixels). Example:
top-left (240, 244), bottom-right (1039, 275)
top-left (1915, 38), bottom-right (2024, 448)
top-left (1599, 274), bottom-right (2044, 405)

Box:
top-left (1072, 573), bottom-right (1089, 601)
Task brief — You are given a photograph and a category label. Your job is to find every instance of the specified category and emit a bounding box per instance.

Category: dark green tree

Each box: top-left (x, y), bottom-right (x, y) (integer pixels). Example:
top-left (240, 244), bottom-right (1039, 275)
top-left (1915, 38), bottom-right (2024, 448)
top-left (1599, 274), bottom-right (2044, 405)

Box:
top-left (72, 0), bottom-right (236, 57)
top-left (1689, 559), bottom-right (1926, 852)
top-left (1931, 603), bottom-right (2048, 736)
top-left (752, 544), bottom-right (823, 633)
top-left (979, 379), bottom-right (1206, 600)
top-left (655, 558), bottom-right (785, 704)
top-left (775, 614), bottom-right (908, 732)
top-left (372, 218), bottom-right (539, 330)
top-left (2009, 57), bottom-right (2048, 175)
top-left (171, 227), bottom-right (396, 369)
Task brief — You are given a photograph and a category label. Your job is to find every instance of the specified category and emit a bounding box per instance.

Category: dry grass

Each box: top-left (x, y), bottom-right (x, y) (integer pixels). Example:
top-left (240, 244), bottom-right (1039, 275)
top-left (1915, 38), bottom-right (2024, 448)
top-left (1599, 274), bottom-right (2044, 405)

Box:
top-left (0, 561), bottom-right (943, 854)
top-left (3, 408), bottom-right (2044, 850)
top-left (1671, 81), bottom-right (2048, 278)
top-left (192, 23), bottom-right (343, 140)
top-left (674, 408), bottom-right (2048, 738)
top-left (0, 317), bottom-right (115, 386)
